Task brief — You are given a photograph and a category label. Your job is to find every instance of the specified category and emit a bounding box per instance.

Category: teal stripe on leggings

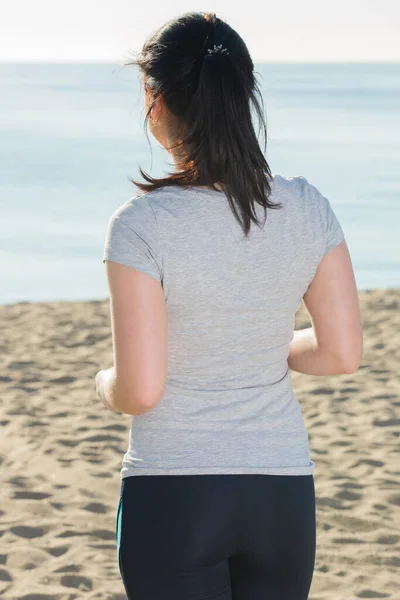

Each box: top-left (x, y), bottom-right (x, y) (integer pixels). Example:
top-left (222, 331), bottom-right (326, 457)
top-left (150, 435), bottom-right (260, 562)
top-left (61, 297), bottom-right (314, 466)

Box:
top-left (116, 497), bottom-right (123, 555)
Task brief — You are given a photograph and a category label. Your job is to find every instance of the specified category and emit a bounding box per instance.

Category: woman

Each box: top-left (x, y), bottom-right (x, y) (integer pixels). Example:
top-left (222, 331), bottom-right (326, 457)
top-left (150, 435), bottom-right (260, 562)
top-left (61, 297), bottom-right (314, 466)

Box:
top-left (96, 11), bottom-right (363, 600)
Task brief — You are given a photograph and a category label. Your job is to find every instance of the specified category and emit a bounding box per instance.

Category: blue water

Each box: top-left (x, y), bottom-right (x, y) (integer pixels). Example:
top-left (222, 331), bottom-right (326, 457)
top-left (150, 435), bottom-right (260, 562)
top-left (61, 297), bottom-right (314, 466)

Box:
top-left (1, 63), bottom-right (399, 304)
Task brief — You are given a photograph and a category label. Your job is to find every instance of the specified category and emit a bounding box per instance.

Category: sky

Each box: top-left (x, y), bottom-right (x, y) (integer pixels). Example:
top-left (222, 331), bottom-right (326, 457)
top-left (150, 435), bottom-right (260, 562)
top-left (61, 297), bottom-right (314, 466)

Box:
top-left (1, 0), bottom-right (399, 63)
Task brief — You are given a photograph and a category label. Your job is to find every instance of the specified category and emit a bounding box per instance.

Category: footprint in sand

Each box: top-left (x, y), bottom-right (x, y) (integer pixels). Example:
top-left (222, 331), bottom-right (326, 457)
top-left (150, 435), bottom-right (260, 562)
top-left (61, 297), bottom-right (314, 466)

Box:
top-left (60, 574), bottom-right (93, 590)
top-left (87, 529), bottom-right (115, 540)
top-left (49, 376), bottom-right (77, 384)
top-left (331, 514), bottom-right (381, 532)
top-left (309, 387), bottom-right (335, 395)
top-left (335, 489), bottom-right (362, 501)
top-left (46, 545), bottom-right (69, 557)
top-left (373, 418), bottom-right (400, 427)
top-left (332, 537), bottom-right (366, 544)
top-left (388, 494), bottom-right (400, 506)
top-left (0, 567), bottom-right (12, 581)
top-left (56, 530), bottom-right (87, 539)
top-left (356, 590), bottom-right (390, 598)
top-left (83, 502), bottom-right (108, 514)
top-left (54, 563), bottom-right (80, 573)
top-left (375, 535), bottom-right (399, 544)
top-left (13, 491), bottom-right (51, 500)
top-left (10, 526), bottom-right (47, 539)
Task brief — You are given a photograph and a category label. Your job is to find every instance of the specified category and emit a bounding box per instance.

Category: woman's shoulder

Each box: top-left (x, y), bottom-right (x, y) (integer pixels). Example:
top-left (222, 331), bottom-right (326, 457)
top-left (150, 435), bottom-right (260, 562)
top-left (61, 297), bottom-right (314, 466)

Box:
top-left (106, 191), bottom-right (161, 235)
top-left (128, 185), bottom-right (188, 209)
top-left (271, 173), bottom-right (326, 205)
top-left (271, 172), bottom-right (310, 192)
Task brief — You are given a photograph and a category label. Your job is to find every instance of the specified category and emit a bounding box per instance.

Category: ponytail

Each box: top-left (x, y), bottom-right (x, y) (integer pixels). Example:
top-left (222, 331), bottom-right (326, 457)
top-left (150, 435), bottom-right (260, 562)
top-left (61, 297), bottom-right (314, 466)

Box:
top-left (125, 11), bottom-right (283, 237)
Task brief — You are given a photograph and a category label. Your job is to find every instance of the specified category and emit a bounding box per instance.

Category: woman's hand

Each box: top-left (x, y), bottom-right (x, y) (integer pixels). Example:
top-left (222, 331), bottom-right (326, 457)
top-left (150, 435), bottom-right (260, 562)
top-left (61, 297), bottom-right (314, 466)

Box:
top-left (95, 367), bottom-right (120, 412)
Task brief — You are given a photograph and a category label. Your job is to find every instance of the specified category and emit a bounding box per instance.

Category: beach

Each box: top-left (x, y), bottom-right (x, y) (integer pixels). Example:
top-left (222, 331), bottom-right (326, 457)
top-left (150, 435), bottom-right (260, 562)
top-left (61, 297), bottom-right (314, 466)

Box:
top-left (0, 287), bottom-right (399, 599)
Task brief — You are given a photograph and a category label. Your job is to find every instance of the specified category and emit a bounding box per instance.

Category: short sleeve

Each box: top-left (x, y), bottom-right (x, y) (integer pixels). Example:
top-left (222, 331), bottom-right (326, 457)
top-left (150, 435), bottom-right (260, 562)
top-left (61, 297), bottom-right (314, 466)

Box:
top-left (300, 176), bottom-right (345, 256)
top-left (321, 193), bottom-right (345, 255)
top-left (102, 195), bottom-right (163, 284)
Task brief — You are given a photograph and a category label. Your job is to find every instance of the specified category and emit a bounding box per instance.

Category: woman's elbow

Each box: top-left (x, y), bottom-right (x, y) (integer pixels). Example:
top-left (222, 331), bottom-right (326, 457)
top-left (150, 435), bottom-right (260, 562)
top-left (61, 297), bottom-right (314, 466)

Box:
top-left (341, 358), bottom-right (362, 374)
top-left (339, 342), bottom-right (364, 374)
top-left (113, 381), bottom-right (164, 415)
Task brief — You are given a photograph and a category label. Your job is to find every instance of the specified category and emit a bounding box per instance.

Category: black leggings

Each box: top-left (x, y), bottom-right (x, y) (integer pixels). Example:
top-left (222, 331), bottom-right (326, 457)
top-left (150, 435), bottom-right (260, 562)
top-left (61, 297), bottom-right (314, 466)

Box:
top-left (116, 474), bottom-right (316, 600)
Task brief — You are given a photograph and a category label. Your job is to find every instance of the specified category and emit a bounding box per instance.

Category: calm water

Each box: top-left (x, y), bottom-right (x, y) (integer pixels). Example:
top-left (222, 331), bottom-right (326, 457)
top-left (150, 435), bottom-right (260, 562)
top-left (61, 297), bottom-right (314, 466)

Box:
top-left (1, 63), bottom-right (399, 304)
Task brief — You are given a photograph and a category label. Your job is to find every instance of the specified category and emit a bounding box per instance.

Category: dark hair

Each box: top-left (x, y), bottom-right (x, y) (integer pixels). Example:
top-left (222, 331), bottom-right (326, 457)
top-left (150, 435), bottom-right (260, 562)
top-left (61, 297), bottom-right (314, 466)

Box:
top-left (123, 11), bottom-right (282, 237)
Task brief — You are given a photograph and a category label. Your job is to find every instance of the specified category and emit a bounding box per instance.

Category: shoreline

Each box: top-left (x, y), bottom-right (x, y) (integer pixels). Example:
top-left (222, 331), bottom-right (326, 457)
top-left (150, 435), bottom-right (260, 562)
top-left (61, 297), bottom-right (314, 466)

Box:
top-left (3, 285), bottom-right (399, 309)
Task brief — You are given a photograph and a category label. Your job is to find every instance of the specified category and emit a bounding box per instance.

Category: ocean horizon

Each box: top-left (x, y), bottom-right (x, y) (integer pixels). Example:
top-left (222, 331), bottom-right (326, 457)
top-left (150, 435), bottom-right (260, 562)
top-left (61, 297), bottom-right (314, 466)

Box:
top-left (1, 62), bottom-right (399, 305)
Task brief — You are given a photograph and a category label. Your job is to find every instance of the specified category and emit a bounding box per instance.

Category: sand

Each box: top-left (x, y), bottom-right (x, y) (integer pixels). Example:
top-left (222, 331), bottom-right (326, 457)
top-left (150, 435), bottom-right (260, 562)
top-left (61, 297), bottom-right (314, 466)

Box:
top-left (0, 288), bottom-right (399, 599)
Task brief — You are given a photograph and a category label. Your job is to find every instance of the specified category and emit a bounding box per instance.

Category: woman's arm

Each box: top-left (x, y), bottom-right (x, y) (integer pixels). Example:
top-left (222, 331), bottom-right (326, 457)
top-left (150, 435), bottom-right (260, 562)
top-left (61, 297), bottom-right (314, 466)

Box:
top-left (288, 240), bottom-right (363, 376)
top-left (288, 326), bottom-right (355, 376)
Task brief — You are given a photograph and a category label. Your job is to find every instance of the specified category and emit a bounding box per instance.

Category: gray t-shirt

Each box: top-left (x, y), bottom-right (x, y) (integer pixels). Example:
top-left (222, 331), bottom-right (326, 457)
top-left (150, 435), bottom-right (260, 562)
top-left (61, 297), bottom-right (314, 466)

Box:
top-left (103, 174), bottom-right (345, 477)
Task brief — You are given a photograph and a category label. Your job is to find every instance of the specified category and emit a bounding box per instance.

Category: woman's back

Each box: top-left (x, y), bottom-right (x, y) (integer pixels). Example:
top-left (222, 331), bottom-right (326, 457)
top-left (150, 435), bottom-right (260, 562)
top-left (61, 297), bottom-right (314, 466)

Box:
top-left (103, 172), bottom-right (346, 477)
top-left (103, 12), bottom-right (364, 599)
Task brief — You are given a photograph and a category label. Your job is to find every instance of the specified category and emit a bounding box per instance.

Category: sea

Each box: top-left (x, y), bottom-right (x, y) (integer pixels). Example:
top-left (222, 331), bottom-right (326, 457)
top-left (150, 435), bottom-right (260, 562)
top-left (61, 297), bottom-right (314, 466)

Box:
top-left (1, 62), bottom-right (399, 304)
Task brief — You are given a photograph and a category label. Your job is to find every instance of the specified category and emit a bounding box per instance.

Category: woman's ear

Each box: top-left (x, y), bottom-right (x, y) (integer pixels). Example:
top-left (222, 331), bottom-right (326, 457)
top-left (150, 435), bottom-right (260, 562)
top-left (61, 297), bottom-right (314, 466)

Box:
top-left (150, 95), bottom-right (164, 124)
